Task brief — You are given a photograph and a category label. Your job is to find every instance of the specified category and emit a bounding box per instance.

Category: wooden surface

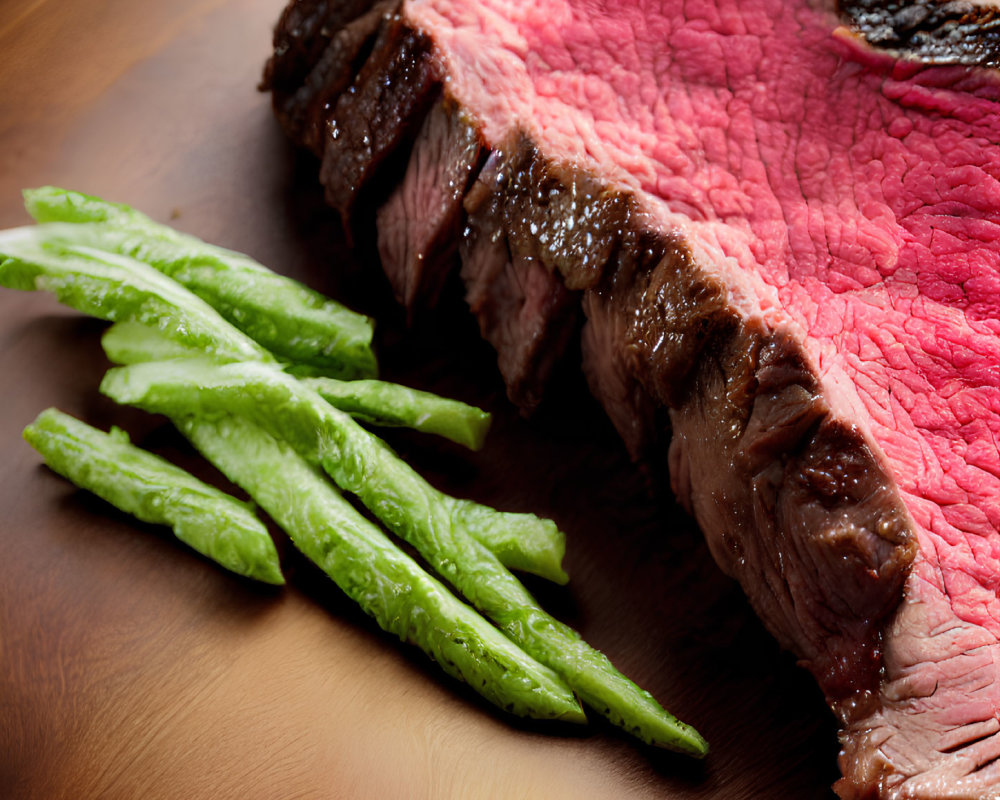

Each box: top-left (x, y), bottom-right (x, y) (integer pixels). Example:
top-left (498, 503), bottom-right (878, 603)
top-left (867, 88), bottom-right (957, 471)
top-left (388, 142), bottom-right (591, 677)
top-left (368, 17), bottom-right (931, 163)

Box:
top-left (0, 1), bottom-right (841, 797)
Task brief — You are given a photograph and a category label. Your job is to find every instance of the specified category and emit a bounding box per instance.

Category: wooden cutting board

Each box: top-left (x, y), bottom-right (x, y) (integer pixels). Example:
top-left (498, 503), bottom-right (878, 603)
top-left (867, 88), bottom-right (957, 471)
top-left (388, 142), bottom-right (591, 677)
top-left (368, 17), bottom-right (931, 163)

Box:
top-left (0, 1), bottom-right (840, 797)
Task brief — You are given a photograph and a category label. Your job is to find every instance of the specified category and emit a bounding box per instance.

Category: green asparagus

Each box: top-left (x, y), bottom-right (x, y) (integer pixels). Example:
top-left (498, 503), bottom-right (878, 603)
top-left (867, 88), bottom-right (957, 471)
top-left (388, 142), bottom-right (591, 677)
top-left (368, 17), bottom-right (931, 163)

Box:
top-left (100, 359), bottom-right (707, 755)
top-left (25, 186), bottom-right (168, 228)
top-left (22, 408), bottom-right (283, 585)
top-left (102, 358), bottom-right (568, 586)
top-left (23, 187), bottom-right (377, 379)
top-left (177, 411), bottom-right (584, 722)
top-left (302, 377), bottom-right (492, 451)
top-left (101, 320), bottom-right (203, 364)
top-left (0, 229), bottom-right (274, 365)
top-left (101, 321), bottom-right (491, 451)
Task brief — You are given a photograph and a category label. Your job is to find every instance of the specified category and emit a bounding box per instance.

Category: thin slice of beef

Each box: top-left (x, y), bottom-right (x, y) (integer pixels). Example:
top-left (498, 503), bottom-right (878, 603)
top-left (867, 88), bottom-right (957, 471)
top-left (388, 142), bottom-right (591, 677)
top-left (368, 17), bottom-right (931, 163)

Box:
top-left (376, 97), bottom-right (485, 314)
top-left (318, 11), bottom-right (437, 234)
top-left (273, 0), bottom-right (398, 157)
top-left (260, 0), bottom-right (379, 110)
top-left (581, 288), bottom-right (661, 461)
top-left (459, 141), bottom-right (583, 411)
top-left (265, 0), bottom-right (1000, 797)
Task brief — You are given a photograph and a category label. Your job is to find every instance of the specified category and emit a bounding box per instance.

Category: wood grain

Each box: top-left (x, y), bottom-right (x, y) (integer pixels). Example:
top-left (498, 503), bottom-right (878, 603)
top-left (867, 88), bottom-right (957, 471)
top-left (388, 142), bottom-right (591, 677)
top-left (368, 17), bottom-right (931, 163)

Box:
top-left (0, 1), bottom-right (841, 797)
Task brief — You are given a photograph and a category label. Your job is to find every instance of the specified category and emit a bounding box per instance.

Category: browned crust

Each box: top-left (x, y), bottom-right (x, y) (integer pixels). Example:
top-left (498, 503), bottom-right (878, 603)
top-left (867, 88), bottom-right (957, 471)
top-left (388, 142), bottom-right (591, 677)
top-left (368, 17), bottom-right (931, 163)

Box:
top-left (839, 0), bottom-right (1000, 67)
top-left (487, 143), bottom-right (917, 700)
top-left (318, 13), bottom-right (438, 234)
top-left (261, 0), bottom-right (383, 98)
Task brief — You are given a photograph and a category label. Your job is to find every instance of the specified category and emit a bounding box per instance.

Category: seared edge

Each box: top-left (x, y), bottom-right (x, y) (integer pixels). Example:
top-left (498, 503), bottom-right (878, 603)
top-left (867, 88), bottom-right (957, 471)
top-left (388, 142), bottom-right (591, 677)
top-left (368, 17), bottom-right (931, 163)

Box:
top-left (839, 0), bottom-right (1000, 68)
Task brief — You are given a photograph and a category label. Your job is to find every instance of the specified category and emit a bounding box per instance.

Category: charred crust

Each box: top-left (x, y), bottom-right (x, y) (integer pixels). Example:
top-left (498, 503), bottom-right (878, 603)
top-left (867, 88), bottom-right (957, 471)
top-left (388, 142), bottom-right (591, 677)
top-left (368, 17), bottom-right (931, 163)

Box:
top-left (666, 307), bottom-right (915, 698)
top-left (261, 0), bottom-right (382, 96)
top-left (280, 1), bottom-right (399, 157)
top-left (498, 141), bottom-right (631, 292)
top-left (840, 0), bottom-right (1000, 68)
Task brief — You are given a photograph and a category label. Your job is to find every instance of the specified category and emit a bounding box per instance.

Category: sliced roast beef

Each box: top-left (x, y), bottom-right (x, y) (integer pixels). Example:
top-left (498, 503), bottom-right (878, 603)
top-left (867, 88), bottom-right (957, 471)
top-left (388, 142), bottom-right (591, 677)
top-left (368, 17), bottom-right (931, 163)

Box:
top-left (273, 1), bottom-right (397, 156)
top-left (376, 97), bottom-right (485, 314)
top-left (317, 11), bottom-right (437, 234)
top-left (460, 141), bottom-right (584, 411)
top-left (261, 0), bottom-right (380, 119)
top-left (265, 0), bottom-right (1000, 796)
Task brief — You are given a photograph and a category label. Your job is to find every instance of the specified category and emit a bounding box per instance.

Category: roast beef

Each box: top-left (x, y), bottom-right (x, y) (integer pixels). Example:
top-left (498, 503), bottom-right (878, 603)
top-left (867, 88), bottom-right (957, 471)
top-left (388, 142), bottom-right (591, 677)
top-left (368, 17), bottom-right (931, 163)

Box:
top-left (262, 1), bottom-right (1000, 797)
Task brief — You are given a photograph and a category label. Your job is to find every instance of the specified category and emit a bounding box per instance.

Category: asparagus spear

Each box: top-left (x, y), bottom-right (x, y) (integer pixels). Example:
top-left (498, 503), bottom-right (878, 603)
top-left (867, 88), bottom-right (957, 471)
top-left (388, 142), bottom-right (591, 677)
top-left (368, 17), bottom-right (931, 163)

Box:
top-left (22, 408), bottom-right (283, 585)
top-left (101, 359), bottom-right (707, 755)
top-left (0, 229), bottom-right (274, 365)
top-left (101, 320), bottom-right (202, 364)
top-left (175, 411), bottom-right (584, 722)
top-left (100, 321), bottom-right (491, 451)
top-left (101, 321), bottom-right (560, 581)
top-left (25, 186), bottom-right (169, 228)
top-left (23, 187), bottom-right (377, 379)
top-left (97, 322), bottom-right (563, 583)
top-left (302, 377), bottom-right (491, 451)
top-left (102, 358), bottom-right (568, 586)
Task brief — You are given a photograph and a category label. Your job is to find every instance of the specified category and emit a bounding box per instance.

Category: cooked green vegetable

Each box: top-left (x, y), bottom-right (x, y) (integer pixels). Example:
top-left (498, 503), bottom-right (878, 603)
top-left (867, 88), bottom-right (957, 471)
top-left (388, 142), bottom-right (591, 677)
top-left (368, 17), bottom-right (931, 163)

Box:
top-left (23, 187), bottom-right (377, 379)
top-left (100, 311), bottom-right (560, 581)
top-left (102, 358), bottom-right (568, 586)
top-left (3, 185), bottom-right (711, 758)
top-left (101, 359), bottom-right (707, 755)
top-left (177, 411), bottom-right (584, 722)
top-left (444, 497), bottom-right (566, 583)
top-left (25, 186), bottom-right (165, 228)
top-left (302, 377), bottom-right (492, 451)
top-left (0, 230), bottom-right (274, 365)
top-left (22, 408), bottom-right (283, 585)
top-left (101, 320), bottom-right (203, 364)
top-left (101, 321), bottom-right (491, 451)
